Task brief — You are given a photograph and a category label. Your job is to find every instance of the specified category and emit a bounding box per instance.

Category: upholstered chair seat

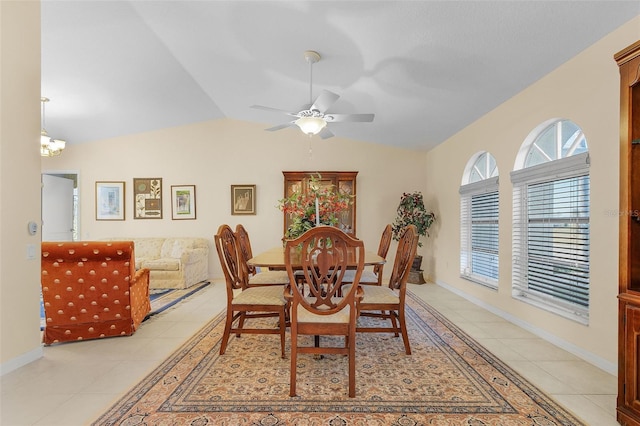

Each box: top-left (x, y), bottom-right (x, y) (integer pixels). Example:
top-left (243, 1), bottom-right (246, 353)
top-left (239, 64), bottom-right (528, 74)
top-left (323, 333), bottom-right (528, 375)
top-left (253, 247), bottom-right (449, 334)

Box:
top-left (232, 285), bottom-right (287, 306)
top-left (248, 270), bottom-right (291, 285)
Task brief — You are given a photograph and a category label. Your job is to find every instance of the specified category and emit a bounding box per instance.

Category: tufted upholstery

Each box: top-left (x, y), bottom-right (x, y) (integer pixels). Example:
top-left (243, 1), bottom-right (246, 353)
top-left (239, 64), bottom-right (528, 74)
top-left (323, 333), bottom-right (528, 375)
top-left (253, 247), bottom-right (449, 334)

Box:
top-left (41, 241), bottom-right (150, 345)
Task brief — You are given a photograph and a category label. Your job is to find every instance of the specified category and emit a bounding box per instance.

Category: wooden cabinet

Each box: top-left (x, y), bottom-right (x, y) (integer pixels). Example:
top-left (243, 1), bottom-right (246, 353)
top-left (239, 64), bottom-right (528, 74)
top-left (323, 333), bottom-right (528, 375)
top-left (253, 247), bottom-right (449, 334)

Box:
top-left (282, 171), bottom-right (357, 236)
top-left (616, 40), bottom-right (640, 426)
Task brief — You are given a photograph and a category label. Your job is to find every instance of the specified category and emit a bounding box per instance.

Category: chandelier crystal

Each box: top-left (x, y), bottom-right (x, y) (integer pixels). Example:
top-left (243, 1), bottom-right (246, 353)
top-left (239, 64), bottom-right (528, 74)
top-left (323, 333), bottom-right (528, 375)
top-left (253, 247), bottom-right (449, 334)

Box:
top-left (40, 97), bottom-right (66, 157)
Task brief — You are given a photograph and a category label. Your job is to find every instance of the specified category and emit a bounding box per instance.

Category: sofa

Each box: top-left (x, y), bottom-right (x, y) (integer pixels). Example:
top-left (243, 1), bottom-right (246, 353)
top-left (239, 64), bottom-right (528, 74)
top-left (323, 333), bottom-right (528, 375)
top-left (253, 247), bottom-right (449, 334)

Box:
top-left (41, 241), bottom-right (150, 345)
top-left (105, 237), bottom-right (209, 289)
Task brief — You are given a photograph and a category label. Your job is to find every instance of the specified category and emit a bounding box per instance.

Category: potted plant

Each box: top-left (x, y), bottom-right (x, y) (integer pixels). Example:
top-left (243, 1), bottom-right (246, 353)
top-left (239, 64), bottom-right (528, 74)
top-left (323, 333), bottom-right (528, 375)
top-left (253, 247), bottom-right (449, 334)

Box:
top-left (391, 191), bottom-right (435, 275)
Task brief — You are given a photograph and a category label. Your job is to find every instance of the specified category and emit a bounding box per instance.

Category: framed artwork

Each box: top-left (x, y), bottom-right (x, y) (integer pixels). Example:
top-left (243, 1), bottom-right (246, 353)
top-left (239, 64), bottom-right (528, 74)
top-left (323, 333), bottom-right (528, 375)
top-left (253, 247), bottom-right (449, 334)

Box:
top-left (231, 184), bottom-right (256, 215)
top-left (95, 181), bottom-right (125, 220)
top-left (171, 185), bottom-right (196, 220)
top-left (133, 178), bottom-right (162, 219)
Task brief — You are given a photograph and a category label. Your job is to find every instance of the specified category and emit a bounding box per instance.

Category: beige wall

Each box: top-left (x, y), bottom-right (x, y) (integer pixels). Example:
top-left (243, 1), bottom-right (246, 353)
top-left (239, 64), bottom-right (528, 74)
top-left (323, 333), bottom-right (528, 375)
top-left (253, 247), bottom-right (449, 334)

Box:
top-left (0, 1), bottom-right (43, 371)
top-left (424, 16), bottom-right (640, 372)
top-left (41, 118), bottom-right (428, 282)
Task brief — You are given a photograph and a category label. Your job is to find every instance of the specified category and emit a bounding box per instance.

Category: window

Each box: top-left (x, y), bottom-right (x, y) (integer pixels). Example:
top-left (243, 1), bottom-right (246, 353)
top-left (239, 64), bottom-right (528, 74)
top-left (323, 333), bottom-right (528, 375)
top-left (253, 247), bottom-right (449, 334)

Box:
top-left (511, 119), bottom-right (590, 324)
top-left (460, 152), bottom-right (499, 288)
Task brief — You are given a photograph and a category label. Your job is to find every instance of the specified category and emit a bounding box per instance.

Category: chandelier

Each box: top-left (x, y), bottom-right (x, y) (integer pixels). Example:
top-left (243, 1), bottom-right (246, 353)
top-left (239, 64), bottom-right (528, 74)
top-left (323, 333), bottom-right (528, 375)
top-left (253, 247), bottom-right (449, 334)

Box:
top-left (40, 97), bottom-right (66, 157)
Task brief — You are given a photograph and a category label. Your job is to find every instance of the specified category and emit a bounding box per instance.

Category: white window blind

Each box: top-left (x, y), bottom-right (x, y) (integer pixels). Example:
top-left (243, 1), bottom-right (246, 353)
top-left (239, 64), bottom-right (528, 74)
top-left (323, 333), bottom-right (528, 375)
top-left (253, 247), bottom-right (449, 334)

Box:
top-left (511, 152), bottom-right (590, 323)
top-left (460, 176), bottom-right (499, 288)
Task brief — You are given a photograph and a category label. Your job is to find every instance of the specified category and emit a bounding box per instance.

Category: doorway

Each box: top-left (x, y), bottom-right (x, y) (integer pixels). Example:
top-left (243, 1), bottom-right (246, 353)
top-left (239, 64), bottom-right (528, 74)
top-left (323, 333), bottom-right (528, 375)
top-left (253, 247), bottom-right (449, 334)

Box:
top-left (41, 172), bottom-right (79, 241)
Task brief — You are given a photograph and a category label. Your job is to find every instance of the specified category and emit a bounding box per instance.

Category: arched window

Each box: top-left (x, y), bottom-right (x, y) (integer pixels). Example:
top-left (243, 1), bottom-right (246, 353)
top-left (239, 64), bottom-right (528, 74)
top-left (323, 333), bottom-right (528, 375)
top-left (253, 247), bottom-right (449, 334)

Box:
top-left (460, 152), bottom-right (499, 288)
top-left (511, 119), bottom-right (590, 324)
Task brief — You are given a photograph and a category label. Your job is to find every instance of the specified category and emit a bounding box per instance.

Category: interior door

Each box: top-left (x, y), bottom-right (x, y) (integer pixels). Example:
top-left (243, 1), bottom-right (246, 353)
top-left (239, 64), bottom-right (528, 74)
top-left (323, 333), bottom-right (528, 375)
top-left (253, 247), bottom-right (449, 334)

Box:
top-left (42, 174), bottom-right (74, 241)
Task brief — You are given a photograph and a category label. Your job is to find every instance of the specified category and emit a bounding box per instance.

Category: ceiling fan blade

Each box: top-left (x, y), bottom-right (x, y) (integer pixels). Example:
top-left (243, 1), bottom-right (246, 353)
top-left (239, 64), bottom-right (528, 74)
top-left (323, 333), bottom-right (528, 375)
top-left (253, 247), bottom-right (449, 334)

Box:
top-left (311, 90), bottom-right (340, 113)
top-left (325, 113), bottom-right (375, 123)
top-left (251, 105), bottom-right (298, 117)
top-left (265, 122), bottom-right (296, 132)
top-left (318, 128), bottom-right (334, 139)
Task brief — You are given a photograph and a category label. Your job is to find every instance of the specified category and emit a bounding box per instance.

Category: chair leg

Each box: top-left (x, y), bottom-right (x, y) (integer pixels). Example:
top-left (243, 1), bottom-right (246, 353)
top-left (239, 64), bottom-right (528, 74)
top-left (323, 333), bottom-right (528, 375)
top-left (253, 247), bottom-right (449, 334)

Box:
top-left (279, 309), bottom-right (286, 359)
top-left (236, 312), bottom-right (246, 337)
top-left (290, 328), bottom-right (298, 397)
top-left (389, 310), bottom-right (400, 337)
top-left (398, 307), bottom-right (411, 355)
top-left (220, 309), bottom-right (234, 355)
top-left (348, 330), bottom-right (356, 398)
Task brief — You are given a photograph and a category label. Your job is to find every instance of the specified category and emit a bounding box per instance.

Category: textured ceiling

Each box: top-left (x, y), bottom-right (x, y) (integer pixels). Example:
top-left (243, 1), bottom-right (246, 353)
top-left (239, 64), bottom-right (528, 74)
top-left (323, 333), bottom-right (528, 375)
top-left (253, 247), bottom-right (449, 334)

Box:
top-left (41, 1), bottom-right (639, 151)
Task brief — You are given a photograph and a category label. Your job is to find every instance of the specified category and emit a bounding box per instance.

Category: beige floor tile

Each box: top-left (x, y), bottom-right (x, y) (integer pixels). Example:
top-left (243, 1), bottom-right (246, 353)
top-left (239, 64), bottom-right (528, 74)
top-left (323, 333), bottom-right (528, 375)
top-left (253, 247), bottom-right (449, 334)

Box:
top-left (507, 360), bottom-right (578, 394)
top-left (536, 360), bottom-right (617, 394)
top-left (504, 337), bottom-right (583, 362)
top-left (552, 394), bottom-right (619, 426)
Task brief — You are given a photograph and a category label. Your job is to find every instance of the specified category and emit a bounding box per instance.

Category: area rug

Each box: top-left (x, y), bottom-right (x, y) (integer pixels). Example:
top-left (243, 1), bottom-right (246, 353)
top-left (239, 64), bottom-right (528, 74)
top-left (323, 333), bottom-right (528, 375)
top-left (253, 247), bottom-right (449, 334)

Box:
top-left (143, 281), bottom-right (211, 321)
top-left (92, 291), bottom-right (585, 425)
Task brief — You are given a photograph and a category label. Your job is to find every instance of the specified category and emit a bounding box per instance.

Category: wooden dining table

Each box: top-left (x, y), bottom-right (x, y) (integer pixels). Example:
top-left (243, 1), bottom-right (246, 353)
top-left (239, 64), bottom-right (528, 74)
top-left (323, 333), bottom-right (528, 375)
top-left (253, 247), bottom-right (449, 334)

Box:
top-left (248, 246), bottom-right (386, 270)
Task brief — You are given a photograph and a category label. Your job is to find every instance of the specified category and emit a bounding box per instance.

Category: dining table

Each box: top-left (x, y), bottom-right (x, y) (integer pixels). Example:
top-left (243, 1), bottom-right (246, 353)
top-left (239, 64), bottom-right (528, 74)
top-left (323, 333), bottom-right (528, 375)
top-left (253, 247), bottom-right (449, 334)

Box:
top-left (247, 246), bottom-right (386, 270)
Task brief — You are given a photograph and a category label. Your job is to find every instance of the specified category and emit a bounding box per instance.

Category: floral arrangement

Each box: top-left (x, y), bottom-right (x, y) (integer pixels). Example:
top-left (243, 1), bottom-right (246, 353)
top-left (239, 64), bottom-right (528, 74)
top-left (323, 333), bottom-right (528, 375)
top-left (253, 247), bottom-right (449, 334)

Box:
top-left (278, 174), bottom-right (353, 240)
top-left (391, 191), bottom-right (435, 247)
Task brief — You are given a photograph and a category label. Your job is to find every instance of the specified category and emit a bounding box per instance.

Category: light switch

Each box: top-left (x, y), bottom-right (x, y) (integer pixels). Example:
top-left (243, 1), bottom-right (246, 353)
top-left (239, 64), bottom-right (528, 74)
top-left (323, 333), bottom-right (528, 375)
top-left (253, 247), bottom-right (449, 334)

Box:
top-left (26, 244), bottom-right (36, 260)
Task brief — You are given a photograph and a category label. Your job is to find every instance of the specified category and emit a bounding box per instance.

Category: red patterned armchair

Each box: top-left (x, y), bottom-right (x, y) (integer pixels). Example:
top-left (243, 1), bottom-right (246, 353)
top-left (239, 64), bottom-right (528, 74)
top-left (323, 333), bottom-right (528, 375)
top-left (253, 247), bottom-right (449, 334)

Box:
top-left (41, 241), bottom-right (150, 345)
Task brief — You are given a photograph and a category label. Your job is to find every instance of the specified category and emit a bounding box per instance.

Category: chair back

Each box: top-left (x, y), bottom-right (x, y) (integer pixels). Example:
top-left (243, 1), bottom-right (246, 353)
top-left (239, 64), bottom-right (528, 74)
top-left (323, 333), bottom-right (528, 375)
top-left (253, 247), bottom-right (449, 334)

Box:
top-left (285, 226), bottom-right (364, 316)
top-left (388, 225), bottom-right (419, 292)
top-left (214, 224), bottom-right (246, 295)
top-left (373, 224), bottom-right (393, 277)
top-left (234, 224), bottom-right (257, 276)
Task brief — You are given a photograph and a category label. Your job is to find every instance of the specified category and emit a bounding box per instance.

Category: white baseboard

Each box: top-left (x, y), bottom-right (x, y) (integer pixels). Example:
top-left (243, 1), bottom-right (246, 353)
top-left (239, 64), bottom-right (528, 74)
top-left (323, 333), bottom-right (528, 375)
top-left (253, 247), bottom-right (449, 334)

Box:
top-left (0, 346), bottom-right (43, 376)
top-left (435, 279), bottom-right (617, 376)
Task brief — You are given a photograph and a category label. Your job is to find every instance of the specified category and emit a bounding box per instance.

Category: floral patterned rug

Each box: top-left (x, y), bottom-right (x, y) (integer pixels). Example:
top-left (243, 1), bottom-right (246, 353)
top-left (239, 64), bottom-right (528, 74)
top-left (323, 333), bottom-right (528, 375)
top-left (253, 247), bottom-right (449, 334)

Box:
top-left (92, 292), bottom-right (585, 425)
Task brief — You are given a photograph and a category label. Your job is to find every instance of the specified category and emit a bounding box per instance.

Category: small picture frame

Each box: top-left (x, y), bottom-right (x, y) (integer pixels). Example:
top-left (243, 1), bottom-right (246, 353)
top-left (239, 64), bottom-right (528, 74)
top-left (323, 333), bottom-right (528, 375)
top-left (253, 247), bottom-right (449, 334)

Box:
top-left (171, 185), bottom-right (196, 220)
top-left (95, 181), bottom-right (125, 221)
top-left (231, 184), bottom-right (256, 215)
top-left (133, 178), bottom-right (163, 219)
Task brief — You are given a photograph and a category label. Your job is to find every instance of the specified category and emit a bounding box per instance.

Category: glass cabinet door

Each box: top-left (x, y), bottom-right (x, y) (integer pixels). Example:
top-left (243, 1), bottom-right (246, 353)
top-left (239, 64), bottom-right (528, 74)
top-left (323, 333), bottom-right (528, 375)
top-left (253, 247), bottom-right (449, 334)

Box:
top-left (282, 171), bottom-right (357, 237)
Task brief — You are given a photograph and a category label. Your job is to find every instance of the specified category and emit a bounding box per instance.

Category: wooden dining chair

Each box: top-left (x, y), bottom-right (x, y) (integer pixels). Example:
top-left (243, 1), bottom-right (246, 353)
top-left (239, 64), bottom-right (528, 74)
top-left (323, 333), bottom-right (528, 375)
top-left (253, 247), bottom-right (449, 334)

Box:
top-left (343, 224), bottom-right (392, 286)
top-left (235, 224), bottom-right (290, 286)
top-left (352, 224), bottom-right (418, 355)
top-left (284, 226), bottom-right (365, 398)
top-left (214, 224), bottom-right (288, 358)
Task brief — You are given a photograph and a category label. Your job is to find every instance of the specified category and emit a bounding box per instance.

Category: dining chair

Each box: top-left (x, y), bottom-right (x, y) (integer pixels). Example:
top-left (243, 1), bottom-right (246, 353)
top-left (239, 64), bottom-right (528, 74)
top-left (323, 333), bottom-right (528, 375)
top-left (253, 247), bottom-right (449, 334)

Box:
top-left (284, 226), bottom-right (365, 398)
top-left (342, 224), bottom-right (392, 286)
top-left (350, 224), bottom-right (418, 355)
top-left (235, 224), bottom-right (290, 286)
top-left (214, 224), bottom-right (288, 358)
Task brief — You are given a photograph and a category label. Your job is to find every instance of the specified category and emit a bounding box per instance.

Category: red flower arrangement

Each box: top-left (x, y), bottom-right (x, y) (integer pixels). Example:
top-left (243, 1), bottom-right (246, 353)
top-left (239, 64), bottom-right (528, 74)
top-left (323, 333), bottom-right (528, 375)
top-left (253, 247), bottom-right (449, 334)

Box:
top-left (278, 174), bottom-right (353, 239)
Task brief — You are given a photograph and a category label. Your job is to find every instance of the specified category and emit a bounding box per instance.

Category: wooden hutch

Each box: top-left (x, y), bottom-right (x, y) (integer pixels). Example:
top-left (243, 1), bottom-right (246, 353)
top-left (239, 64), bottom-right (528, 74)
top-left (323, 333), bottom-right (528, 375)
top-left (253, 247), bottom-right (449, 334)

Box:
top-left (616, 40), bottom-right (640, 426)
top-left (282, 171), bottom-right (357, 236)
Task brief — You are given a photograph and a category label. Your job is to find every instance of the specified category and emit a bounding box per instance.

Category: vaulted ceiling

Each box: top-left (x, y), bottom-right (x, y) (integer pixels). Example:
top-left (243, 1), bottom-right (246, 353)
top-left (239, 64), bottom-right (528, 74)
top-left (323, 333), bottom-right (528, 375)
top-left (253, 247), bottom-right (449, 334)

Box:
top-left (41, 1), bottom-right (639, 151)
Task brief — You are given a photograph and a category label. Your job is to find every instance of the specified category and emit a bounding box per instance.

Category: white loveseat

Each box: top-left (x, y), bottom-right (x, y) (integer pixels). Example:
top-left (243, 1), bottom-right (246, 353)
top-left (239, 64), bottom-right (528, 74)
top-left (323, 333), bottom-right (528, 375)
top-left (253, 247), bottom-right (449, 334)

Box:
top-left (106, 237), bottom-right (209, 289)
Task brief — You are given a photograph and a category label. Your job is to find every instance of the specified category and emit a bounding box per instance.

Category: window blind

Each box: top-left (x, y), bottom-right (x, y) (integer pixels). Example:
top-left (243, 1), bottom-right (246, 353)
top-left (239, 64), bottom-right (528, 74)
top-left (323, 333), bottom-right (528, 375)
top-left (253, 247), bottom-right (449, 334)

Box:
top-left (526, 175), bottom-right (590, 306)
top-left (460, 177), bottom-right (499, 287)
top-left (512, 171), bottom-right (590, 321)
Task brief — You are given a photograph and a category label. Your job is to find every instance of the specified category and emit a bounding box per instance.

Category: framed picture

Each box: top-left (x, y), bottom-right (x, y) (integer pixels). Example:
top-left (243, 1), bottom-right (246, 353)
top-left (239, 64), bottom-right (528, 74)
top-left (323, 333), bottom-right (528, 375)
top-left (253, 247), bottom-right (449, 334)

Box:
top-left (95, 181), bottom-right (125, 220)
top-left (133, 178), bottom-right (162, 219)
top-left (171, 185), bottom-right (196, 220)
top-left (231, 184), bottom-right (256, 215)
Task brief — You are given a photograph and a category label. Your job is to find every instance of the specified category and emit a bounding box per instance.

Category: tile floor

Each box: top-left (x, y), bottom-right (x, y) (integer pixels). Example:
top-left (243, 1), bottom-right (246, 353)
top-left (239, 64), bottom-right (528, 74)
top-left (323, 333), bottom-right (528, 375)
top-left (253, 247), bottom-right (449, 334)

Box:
top-left (0, 280), bottom-right (619, 425)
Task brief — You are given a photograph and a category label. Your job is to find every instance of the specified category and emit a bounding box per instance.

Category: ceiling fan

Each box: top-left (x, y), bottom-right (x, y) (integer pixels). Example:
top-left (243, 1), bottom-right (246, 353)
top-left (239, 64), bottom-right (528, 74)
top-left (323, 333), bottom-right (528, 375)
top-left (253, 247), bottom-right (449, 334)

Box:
top-left (250, 50), bottom-right (375, 139)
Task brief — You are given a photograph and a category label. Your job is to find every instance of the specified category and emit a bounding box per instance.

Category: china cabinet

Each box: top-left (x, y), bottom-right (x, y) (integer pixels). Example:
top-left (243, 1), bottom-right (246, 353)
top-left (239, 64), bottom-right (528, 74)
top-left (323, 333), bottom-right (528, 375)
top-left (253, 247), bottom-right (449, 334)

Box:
top-left (616, 40), bottom-right (640, 426)
top-left (282, 171), bottom-right (357, 236)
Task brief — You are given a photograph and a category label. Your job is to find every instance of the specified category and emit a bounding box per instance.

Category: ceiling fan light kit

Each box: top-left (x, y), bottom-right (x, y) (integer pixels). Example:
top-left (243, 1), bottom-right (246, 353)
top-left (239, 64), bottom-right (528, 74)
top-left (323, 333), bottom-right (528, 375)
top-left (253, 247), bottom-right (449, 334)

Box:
top-left (251, 50), bottom-right (374, 139)
top-left (40, 97), bottom-right (66, 157)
